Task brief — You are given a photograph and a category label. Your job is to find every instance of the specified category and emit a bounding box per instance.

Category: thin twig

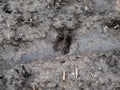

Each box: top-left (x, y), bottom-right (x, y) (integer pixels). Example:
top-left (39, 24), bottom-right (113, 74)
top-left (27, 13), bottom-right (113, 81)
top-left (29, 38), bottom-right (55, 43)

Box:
top-left (63, 71), bottom-right (66, 81)
top-left (75, 66), bottom-right (78, 78)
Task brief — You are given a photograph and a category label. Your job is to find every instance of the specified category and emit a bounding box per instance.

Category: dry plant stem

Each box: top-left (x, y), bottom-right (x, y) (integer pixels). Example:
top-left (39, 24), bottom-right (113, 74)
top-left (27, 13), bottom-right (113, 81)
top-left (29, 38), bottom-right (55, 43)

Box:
top-left (63, 71), bottom-right (66, 81)
top-left (75, 66), bottom-right (78, 78)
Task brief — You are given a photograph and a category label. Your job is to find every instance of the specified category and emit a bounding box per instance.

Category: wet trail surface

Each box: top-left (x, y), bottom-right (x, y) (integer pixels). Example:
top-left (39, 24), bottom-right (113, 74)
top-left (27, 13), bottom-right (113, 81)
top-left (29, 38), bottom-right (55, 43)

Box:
top-left (15, 29), bottom-right (120, 64)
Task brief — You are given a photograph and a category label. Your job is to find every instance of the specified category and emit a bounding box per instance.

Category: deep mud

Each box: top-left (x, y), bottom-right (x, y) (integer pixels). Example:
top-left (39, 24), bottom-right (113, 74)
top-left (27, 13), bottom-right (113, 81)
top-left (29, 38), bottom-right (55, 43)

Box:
top-left (0, 0), bottom-right (120, 90)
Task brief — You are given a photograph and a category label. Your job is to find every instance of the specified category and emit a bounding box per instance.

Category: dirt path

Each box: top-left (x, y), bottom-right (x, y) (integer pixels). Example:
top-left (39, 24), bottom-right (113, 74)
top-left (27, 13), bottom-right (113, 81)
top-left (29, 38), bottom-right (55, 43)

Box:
top-left (0, 0), bottom-right (120, 90)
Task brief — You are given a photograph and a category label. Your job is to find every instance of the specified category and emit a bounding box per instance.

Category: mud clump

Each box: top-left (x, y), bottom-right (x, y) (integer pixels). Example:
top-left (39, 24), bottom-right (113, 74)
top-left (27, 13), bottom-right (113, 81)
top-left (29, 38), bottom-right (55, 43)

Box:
top-left (106, 56), bottom-right (118, 67)
top-left (104, 18), bottom-right (120, 30)
top-left (2, 3), bottom-right (12, 14)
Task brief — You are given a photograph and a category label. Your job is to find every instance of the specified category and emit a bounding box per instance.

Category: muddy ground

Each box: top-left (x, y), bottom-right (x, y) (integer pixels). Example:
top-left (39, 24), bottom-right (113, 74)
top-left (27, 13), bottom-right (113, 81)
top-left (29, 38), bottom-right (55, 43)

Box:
top-left (0, 0), bottom-right (120, 90)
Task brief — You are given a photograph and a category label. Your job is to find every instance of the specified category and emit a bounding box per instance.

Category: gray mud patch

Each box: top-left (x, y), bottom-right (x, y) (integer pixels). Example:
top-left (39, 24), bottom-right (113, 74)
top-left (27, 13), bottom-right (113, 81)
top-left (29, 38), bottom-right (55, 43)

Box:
top-left (0, 0), bottom-right (120, 90)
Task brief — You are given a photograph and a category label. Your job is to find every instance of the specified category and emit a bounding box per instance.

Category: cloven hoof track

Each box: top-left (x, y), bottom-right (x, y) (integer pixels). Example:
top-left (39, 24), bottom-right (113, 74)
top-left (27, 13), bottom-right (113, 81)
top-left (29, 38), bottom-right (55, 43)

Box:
top-left (53, 27), bottom-right (73, 55)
